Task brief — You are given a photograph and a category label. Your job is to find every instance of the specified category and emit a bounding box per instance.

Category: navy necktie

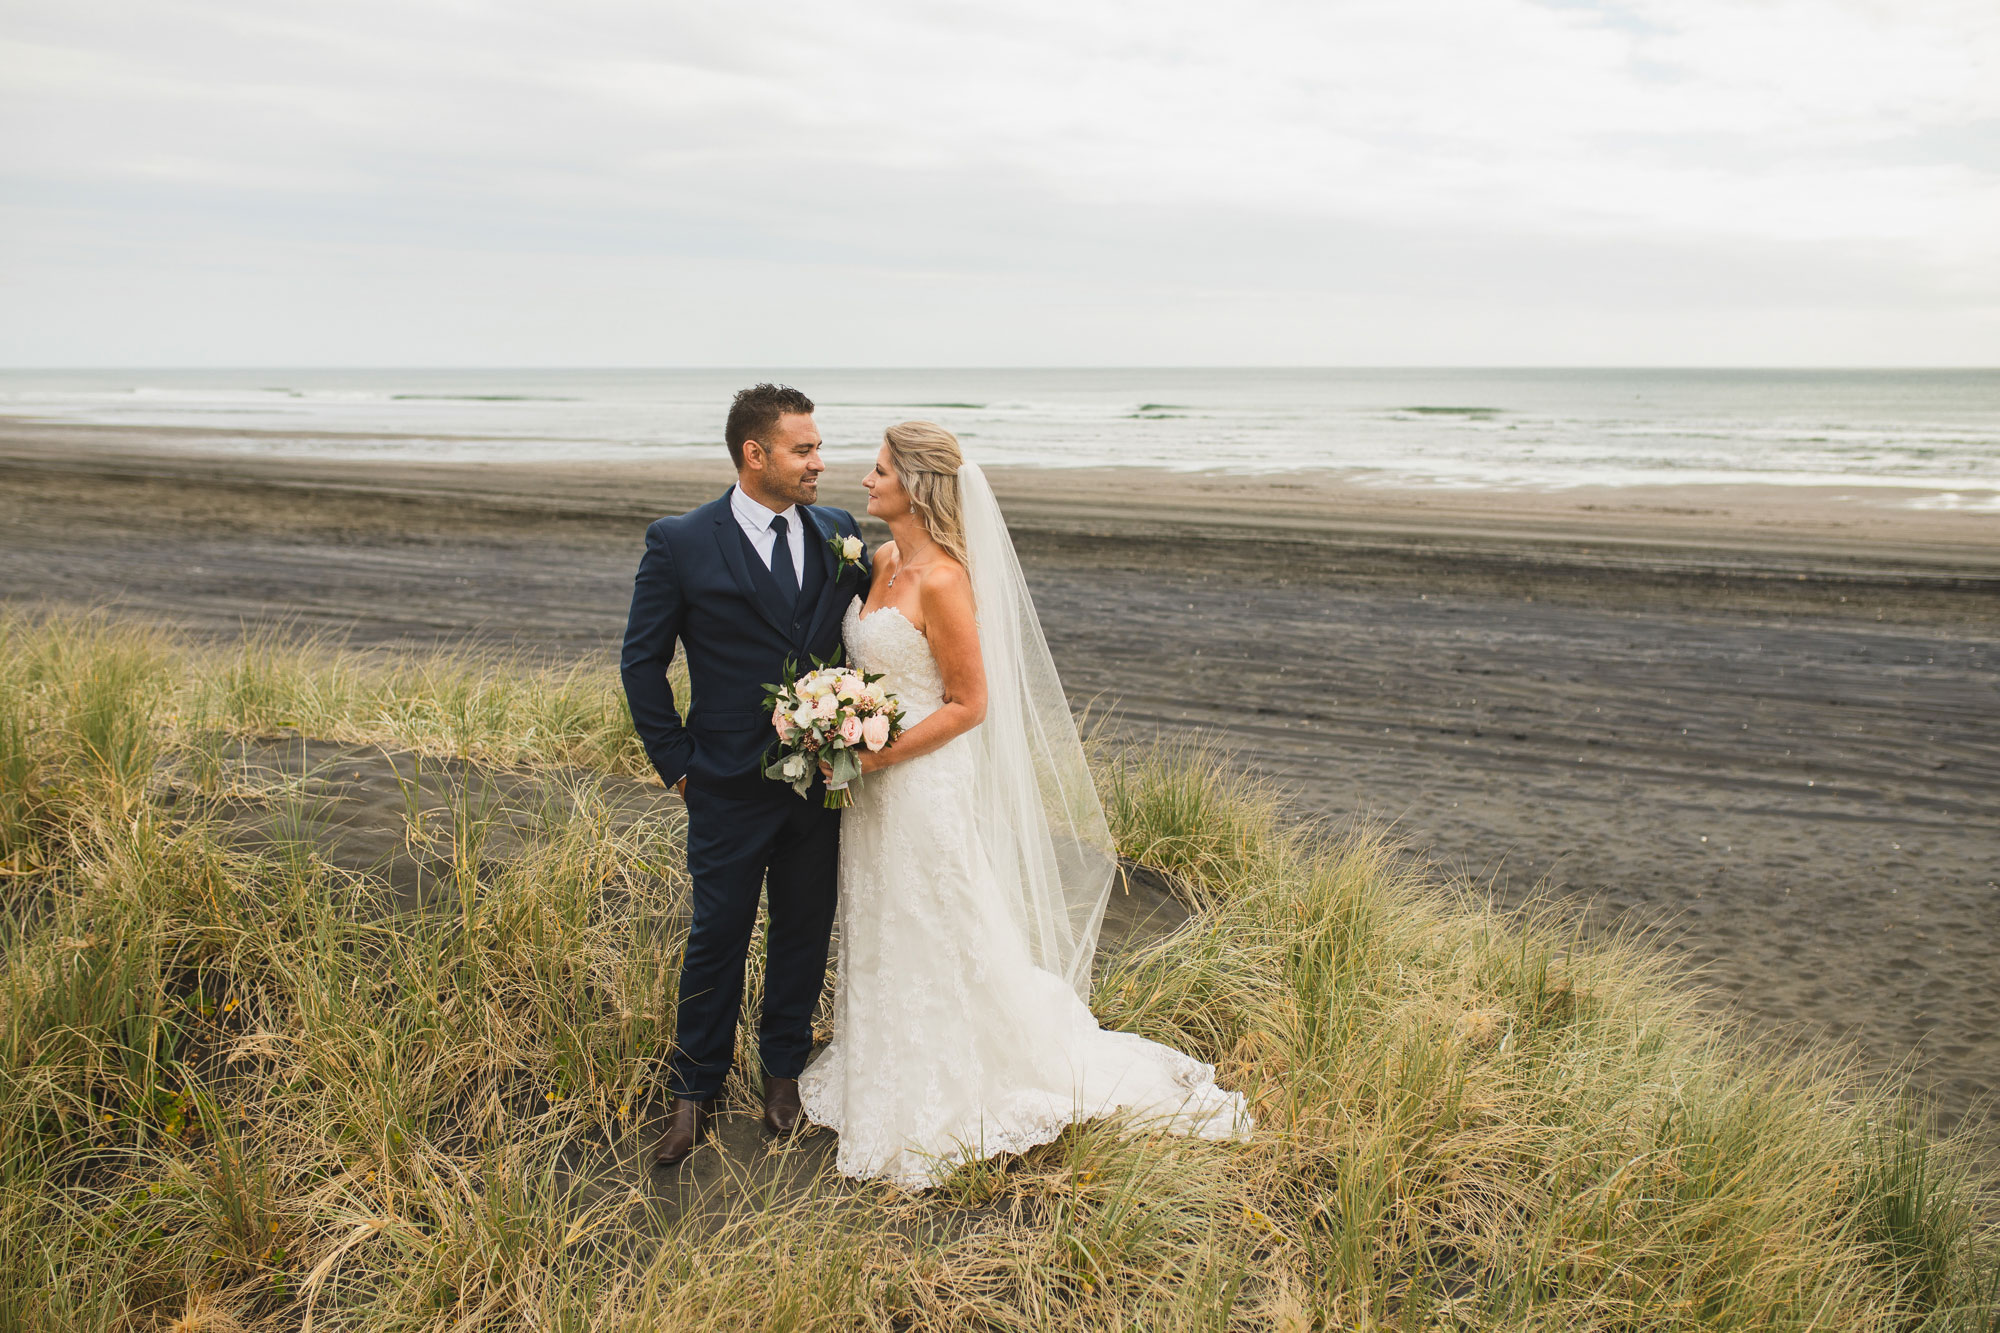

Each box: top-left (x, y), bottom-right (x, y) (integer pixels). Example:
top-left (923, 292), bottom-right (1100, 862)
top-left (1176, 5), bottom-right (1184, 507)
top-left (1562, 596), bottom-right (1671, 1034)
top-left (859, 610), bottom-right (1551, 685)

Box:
top-left (769, 514), bottom-right (800, 603)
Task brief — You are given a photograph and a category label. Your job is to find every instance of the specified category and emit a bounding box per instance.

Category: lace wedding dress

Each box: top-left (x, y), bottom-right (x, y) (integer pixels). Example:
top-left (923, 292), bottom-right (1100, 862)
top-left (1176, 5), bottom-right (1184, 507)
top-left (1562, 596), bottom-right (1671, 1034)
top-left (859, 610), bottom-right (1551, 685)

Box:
top-left (797, 596), bottom-right (1250, 1190)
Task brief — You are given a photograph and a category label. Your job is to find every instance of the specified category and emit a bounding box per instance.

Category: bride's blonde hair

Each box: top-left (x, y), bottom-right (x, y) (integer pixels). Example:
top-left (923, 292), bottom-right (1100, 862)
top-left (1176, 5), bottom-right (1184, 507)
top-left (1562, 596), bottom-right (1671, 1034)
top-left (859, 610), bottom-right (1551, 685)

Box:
top-left (883, 421), bottom-right (968, 567)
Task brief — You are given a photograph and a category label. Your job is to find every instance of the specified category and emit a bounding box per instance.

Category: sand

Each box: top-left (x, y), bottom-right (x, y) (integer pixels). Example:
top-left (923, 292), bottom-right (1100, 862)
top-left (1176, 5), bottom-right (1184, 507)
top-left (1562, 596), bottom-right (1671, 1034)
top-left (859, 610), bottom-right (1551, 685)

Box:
top-left (4, 417), bottom-right (1997, 1149)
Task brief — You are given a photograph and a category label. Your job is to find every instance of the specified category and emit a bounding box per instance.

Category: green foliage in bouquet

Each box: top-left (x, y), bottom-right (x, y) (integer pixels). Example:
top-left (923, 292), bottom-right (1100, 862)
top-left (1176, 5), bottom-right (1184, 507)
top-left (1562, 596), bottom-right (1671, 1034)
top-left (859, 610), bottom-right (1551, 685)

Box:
top-left (760, 648), bottom-right (903, 808)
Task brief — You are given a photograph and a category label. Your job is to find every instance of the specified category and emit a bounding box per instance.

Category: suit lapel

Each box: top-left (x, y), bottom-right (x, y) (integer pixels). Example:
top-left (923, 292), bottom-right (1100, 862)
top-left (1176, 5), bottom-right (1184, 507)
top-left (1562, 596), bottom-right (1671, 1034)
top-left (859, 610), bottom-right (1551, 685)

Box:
top-left (712, 503), bottom-right (794, 641)
top-left (800, 505), bottom-right (851, 648)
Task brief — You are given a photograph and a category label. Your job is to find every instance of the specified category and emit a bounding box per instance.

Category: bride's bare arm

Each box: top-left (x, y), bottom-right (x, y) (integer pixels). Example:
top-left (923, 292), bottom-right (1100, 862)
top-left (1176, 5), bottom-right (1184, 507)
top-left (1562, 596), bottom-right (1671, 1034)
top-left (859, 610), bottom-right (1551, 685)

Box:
top-left (858, 563), bottom-right (986, 774)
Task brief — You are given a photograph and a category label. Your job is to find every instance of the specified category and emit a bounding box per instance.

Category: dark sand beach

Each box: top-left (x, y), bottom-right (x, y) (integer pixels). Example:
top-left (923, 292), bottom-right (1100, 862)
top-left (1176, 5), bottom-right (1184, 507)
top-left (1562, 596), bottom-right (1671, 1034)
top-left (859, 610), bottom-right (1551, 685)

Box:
top-left (5, 418), bottom-right (1998, 1147)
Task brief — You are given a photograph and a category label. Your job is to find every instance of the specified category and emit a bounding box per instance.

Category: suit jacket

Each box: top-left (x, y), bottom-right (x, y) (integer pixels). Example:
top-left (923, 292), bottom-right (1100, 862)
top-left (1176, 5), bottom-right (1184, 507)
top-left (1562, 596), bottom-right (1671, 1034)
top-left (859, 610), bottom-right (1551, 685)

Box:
top-left (620, 490), bottom-right (869, 790)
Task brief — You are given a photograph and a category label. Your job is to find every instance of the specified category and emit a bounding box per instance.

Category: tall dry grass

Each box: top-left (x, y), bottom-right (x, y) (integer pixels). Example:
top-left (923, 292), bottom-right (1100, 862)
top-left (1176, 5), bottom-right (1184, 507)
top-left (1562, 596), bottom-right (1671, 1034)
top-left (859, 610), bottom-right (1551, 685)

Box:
top-left (0, 608), bottom-right (1994, 1330)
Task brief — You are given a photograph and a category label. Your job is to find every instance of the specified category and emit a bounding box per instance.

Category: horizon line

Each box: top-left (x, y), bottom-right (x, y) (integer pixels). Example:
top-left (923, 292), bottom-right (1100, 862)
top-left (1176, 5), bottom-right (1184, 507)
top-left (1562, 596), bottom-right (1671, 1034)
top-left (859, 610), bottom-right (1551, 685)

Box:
top-left (4, 364), bottom-right (1999, 374)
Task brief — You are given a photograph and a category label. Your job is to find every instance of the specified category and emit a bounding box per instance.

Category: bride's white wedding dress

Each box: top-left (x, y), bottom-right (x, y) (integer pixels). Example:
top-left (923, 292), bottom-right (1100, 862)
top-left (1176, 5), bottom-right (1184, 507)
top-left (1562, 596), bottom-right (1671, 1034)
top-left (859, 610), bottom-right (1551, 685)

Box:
top-left (798, 596), bottom-right (1250, 1190)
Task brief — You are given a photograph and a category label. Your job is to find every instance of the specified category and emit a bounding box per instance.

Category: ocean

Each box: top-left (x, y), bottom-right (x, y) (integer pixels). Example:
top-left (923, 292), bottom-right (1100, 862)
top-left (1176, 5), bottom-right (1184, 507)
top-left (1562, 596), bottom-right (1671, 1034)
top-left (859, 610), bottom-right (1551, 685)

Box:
top-left (4, 367), bottom-right (1997, 505)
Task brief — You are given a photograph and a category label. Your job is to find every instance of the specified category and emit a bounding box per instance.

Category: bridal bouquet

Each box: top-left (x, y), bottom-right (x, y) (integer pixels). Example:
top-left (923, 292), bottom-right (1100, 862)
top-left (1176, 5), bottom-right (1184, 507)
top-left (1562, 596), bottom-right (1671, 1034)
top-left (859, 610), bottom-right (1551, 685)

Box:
top-left (762, 659), bottom-right (904, 808)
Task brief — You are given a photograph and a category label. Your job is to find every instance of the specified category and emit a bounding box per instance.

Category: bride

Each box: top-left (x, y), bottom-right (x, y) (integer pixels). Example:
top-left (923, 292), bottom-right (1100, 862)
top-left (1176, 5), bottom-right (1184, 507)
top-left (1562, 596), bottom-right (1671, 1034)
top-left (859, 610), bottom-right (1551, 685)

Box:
top-left (798, 421), bottom-right (1249, 1190)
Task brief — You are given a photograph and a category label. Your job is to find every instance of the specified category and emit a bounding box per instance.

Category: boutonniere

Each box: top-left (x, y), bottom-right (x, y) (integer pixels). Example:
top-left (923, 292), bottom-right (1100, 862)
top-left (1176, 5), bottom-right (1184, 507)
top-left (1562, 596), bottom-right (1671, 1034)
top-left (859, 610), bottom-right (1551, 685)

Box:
top-left (828, 533), bottom-right (866, 580)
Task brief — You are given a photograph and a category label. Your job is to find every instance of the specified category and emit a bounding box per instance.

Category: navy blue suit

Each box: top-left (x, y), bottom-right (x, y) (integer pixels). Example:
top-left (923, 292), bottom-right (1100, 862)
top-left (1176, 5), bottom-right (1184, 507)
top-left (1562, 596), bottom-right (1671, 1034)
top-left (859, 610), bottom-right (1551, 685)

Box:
top-left (620, 490), bottom-right (869, 1099)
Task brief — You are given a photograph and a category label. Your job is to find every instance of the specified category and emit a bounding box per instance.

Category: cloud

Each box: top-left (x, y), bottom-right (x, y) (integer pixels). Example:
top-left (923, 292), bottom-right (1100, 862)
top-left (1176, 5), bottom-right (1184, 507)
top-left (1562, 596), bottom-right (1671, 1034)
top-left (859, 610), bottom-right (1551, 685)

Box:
top-left (2, 0), bottom-right (1996, 363)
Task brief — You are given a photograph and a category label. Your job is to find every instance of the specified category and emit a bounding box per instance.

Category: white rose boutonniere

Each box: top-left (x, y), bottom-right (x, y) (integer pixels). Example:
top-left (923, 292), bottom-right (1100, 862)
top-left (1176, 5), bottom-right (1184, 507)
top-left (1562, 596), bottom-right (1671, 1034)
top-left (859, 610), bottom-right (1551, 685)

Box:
top-left (828, 532), bottom-right (866, 580)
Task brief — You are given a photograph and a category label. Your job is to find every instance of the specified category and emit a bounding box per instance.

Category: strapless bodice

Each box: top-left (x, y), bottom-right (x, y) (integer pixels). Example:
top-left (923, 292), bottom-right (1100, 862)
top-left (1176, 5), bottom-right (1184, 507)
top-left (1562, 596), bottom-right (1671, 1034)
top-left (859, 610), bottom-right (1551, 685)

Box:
top-left (843, 599), bottom-right (945, 724)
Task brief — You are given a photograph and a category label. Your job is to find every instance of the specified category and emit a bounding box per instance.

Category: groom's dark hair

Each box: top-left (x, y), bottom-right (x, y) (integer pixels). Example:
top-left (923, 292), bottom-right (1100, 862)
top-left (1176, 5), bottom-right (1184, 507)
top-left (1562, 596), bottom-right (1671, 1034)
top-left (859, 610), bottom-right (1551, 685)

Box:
top-left (725, 383), bottom-right (815, 468)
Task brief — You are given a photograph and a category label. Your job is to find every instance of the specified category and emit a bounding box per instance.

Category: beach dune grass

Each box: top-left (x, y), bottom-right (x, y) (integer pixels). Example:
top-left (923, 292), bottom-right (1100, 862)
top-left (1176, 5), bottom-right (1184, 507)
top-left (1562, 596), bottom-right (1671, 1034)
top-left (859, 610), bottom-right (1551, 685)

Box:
top-left (0, 609), bottom-right (1994, 1330)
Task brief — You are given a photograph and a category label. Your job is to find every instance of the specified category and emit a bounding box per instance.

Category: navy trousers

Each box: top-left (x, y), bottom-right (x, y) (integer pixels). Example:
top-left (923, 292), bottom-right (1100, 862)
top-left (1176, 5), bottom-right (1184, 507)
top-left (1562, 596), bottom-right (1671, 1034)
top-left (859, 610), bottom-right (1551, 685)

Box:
top-left (669, 780), bottom-right (840, 1100)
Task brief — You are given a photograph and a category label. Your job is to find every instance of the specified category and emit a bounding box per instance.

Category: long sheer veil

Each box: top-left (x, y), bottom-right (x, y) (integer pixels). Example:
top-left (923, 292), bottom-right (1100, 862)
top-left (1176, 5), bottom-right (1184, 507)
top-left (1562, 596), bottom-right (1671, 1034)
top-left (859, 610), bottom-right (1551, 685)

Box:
top-left (958, 461), bottom-right (1119, 1001)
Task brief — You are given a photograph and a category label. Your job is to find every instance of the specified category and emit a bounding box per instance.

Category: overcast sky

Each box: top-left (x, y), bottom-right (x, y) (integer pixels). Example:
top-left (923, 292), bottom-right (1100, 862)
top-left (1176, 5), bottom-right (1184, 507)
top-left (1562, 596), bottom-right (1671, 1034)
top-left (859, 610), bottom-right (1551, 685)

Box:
top-left (3, 0), bottom-right (1996, 366)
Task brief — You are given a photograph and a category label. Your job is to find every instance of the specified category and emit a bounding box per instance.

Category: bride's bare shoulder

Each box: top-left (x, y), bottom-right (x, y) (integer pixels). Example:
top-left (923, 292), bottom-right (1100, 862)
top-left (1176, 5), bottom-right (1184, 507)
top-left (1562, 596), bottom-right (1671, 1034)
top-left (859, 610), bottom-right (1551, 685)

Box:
top-left (916, 555), bottom-right (971, 606)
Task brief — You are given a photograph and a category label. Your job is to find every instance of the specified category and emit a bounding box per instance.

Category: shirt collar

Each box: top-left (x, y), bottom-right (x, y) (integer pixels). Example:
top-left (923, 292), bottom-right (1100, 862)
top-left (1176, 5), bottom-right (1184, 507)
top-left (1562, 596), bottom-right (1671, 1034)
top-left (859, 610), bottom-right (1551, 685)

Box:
top-left (730, 483), bottom-right (797, 533)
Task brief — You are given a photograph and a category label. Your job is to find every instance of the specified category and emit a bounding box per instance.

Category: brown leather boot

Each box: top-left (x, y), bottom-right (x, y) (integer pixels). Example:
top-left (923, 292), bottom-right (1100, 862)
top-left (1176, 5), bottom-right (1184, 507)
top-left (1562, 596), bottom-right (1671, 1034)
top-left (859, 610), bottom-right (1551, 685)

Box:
top-left (652, 1096), bottom-right (715, 1166)
top-left (762, 1077), bottom-right (803, 1137)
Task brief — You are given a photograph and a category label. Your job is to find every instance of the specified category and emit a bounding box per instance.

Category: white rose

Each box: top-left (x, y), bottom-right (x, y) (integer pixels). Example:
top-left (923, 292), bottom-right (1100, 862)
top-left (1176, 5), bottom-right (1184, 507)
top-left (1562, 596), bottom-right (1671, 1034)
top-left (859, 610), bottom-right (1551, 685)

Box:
top-left (791, 704), bottom-right (817, 730)
top-left (841, 535), bottom-right (863, 561)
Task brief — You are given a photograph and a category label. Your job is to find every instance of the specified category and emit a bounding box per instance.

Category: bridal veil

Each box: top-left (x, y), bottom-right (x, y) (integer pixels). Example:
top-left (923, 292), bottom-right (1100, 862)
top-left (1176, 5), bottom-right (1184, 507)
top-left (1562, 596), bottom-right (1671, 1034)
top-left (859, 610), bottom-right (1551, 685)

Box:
top-left (956, 461), bottom-right (1119, 1000)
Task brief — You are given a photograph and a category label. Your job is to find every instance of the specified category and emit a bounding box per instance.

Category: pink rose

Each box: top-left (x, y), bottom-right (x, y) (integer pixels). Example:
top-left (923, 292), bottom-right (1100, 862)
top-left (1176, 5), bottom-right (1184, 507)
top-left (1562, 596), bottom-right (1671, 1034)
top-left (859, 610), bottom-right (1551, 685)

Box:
top-left (838, 714), bottom-right (863, 746)
top-left (813, 694), bottom-right (838, 720)
top-left (772, 705), bottom-right (794, 739)
top-left (861, 714), bottom-right (891, 751)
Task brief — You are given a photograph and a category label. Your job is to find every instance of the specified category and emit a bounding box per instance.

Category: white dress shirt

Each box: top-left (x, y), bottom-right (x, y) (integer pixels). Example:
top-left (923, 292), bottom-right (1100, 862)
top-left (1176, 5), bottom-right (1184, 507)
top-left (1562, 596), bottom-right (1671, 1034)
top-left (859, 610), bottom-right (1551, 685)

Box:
top-left (729, 483), bottom-right (808, 577)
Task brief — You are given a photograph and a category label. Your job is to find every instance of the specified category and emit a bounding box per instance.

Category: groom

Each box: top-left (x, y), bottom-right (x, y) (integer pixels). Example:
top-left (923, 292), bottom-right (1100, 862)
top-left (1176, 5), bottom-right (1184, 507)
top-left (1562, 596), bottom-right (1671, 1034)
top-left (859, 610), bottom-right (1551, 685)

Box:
top-left (620, 383), bottom-right (869, 1166)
